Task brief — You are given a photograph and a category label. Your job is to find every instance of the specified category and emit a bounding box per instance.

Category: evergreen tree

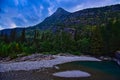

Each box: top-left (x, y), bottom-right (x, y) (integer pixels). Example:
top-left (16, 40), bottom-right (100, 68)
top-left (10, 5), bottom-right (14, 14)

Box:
top-left (10, 29), bottom-right (16, 42)
top-left (90, 26), bottom-right (104, 55)
top-left (20, 28), bottom-right (26, 43)
top-left (106, 19), bottom-right (120, 53)
top-left (33, 29), bottom-right (40, 52)
top-left (0, 31), bottom-right (4, 41)
top-left (4, 34), bottom-right (9, 43)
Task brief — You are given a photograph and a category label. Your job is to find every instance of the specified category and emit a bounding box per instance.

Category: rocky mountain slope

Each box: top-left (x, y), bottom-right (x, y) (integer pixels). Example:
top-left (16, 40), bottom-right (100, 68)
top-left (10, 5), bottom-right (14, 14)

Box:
top-left (0, 4), bottom-right (120, 35)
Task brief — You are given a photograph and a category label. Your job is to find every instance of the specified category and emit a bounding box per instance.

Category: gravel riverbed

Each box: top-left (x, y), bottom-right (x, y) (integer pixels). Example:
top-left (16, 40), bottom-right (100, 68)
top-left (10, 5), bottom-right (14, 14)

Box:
top-left (0, 55), bottom-right (101, 72)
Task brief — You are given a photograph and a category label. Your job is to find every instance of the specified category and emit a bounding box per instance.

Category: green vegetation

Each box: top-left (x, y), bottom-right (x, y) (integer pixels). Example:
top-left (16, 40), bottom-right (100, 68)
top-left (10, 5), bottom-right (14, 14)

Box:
top-left (0, 42), bottom-right (34, 58)
top-left (0, 18), bottom-right (120, 58)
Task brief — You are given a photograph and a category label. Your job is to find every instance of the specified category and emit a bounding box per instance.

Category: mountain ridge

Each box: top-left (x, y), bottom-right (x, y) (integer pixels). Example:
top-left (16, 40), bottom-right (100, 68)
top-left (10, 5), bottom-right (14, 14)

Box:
top-left (34, 4), bottom-right (120, 29)
top-left (0, 4), bottom-right (120, 35)
top-left (35, 7), bottom-right (70, 29)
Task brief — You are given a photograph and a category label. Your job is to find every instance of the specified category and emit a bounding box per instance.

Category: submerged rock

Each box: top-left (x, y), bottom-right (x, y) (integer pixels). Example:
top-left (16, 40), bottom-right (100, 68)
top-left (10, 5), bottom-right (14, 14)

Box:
top-left (53, 70), bottom-right (91, 78)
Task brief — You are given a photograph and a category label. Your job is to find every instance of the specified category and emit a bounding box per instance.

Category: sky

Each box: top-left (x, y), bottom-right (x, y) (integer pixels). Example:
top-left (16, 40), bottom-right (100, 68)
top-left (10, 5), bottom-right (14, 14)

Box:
top-left (0, 0), bottom-right (120, 30)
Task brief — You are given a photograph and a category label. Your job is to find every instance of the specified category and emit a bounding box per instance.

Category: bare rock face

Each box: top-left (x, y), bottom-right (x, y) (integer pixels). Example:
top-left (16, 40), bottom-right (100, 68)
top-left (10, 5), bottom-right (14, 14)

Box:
top-left (53, 70), bottom-right (91, 78)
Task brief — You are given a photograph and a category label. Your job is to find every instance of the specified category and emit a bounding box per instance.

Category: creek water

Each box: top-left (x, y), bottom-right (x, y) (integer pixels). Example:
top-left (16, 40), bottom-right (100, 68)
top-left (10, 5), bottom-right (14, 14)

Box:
top-left (0, 61), bottom-right (120, 80)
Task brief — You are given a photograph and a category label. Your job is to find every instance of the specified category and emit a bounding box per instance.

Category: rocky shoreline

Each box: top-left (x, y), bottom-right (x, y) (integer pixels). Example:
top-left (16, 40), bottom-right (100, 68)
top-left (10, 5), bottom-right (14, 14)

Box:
top-left (0, 54), bottom-right (55, 63)
top-left (0, 54), bottom-right (101, 72)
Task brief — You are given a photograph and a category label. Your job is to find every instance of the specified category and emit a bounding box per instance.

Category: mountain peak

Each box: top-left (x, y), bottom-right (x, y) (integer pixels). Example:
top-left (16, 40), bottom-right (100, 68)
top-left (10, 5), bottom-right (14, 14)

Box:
top-left (57, 7), bottom-right (65, 11)
top-left (53, 7), bottom-right (70, 15)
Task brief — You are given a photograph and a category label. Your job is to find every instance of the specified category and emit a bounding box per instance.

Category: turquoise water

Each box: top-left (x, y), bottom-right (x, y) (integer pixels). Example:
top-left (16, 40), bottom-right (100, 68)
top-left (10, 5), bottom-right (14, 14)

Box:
top-left (0, 61), bottom-right (120, 80)
top-left (72, 61), bottom-right (120, 76)
top-left (56, 61), bottom-right (120, 80)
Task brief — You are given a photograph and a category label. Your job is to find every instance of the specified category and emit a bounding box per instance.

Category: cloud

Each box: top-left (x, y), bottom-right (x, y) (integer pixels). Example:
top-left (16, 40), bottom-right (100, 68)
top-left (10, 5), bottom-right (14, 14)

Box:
top-left (12, 17), bottom-right (26, 26)
top-left (0, 0), bottom-right (44, 29)
top-left (40, 5), bottom-right (44, 10)
top-left (10, 23), bottom-right (17, 28)
top-left (14, 0), bottom-right (19, 6)
top-left (46, 0), bottom-right (57, 16)
top-left (48, 6), bottom-right (54, 15)
top-left (70, 0), bottom-right (120, 12)
top-left (0, 0), bottom-right (119, 30)
top-left (0, 25), bottom-right (4, 30)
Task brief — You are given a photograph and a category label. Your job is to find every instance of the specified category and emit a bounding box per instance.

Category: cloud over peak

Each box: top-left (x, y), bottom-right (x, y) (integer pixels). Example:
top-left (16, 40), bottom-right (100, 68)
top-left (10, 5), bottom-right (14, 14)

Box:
top-left (0, 0), bottom-right (119, 30)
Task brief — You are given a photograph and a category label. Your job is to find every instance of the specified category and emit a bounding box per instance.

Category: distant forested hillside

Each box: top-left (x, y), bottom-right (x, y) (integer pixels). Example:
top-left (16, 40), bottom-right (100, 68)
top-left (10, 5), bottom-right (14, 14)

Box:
top-left (0, 4), bottom-right (120, 58)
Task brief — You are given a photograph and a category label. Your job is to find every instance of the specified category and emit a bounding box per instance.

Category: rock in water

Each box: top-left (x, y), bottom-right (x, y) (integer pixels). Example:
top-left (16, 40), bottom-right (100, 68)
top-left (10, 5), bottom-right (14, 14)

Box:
top-left (53, 70), bottom-right (91, 78)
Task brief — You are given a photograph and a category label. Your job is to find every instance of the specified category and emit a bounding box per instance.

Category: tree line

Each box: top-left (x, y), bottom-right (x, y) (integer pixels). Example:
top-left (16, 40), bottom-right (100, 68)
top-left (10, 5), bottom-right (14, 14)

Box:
top-left (0, 19), bottom-right (120, 58)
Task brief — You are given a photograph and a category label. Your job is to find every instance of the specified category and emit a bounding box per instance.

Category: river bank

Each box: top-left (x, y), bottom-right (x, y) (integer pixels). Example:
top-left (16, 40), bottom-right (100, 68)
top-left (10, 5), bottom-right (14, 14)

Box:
top-left (0, 54), bottom-right (101, 72)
